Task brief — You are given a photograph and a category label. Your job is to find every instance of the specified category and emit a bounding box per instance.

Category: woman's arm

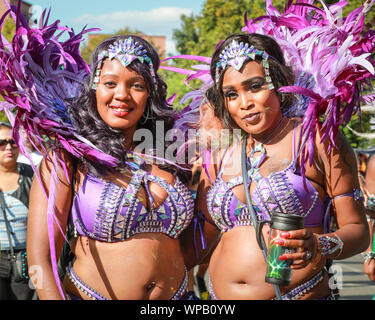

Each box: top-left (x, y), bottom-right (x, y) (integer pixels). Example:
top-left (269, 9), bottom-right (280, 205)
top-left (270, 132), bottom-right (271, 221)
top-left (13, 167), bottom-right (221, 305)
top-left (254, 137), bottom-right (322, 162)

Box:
top-left (364, 155), bottom-right (375, 281)
top-left (27, 152), bottom-right (74, 299)
top-left (280, 129), bottom-right (369, 268)
top-left (320, 131), bottom-right (369, 260)
top-left (365, 155), bottom-right (375, 219)
top-left (363, 219), bottom-right (375, 281)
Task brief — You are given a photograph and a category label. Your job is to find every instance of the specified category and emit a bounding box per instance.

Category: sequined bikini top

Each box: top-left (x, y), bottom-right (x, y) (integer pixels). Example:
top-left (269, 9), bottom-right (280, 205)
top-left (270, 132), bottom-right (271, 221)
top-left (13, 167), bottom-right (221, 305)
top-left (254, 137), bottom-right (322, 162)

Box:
top-left (70, 154), bottom-right (195, 242)
top-left (206, 123), bottom-right (328, 232)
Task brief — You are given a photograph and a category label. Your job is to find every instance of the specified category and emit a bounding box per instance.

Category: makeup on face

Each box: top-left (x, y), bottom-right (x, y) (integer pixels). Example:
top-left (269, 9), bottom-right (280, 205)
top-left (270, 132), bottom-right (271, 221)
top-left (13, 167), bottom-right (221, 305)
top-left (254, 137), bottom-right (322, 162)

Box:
top-left (222, 60), bottom-right (282, 137)
top-left (95, 59), bottom-right (149, 136)
top-left (223, 76), bottom-right (268, 101)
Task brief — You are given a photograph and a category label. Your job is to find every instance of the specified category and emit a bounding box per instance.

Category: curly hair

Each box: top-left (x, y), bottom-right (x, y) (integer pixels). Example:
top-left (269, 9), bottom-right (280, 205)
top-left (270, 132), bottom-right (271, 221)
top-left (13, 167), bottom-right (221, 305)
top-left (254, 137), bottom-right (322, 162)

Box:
top-left (66, 35), bottom-right (190, 182)
top-left (209, 33), bottom-right (295, 129)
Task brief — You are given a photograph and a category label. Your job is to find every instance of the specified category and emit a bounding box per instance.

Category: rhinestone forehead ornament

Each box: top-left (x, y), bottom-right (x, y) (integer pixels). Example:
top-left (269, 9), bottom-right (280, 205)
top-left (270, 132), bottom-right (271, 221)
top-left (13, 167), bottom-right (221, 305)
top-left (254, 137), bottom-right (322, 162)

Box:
top-left (215, 40), bottom-right (276, 89)
top-left (92, 37), bottom-right (157, 89)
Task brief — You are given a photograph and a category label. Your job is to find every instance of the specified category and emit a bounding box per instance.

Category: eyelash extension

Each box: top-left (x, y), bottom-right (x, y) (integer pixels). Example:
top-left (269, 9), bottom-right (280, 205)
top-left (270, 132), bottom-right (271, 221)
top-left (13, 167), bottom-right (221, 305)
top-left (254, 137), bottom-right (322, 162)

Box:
top-left (223, 80), bottom-right (267, 98)
top-left (133, 83), bottom-right (145, 89)
top-left (104, 81), bottom-right (116, 86)
top-left (223, 91), bottom-right (237, 99)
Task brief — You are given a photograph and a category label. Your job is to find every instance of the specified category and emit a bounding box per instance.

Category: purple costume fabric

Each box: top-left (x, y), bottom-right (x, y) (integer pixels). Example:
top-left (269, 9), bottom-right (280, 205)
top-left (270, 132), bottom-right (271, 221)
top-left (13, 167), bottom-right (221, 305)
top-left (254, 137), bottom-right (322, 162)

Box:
top-left (207, 123), bottom-right (327, 232)
top-left (70, 169), bottom-right (195, 242)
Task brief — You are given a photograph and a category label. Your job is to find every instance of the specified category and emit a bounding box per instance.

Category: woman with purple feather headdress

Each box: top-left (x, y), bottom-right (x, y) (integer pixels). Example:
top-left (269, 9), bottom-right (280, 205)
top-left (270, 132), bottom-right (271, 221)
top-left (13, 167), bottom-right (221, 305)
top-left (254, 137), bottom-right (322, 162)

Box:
top-left (0, 1), bottom-right (199, 300)
top-left (164, 0), bottom-right (374, 299)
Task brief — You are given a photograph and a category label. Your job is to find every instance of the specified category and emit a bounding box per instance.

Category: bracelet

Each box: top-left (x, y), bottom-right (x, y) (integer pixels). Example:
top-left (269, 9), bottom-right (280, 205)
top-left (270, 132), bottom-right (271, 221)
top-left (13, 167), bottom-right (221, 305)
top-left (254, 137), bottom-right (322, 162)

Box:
top-left (333, 233), bottom-right (344, 258)
top-left (317, 234), bottom-right (344, 258)
top-left (361, 251), bottom-right (375, 263)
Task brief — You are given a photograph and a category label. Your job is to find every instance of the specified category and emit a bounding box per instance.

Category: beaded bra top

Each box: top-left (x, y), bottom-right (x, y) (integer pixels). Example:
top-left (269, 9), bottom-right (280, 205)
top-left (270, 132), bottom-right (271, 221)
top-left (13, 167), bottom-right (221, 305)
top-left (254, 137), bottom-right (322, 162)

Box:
top-left (206, 123), bottom-right (327, 232)
top-left (70, 154), bottom-right (194, 242)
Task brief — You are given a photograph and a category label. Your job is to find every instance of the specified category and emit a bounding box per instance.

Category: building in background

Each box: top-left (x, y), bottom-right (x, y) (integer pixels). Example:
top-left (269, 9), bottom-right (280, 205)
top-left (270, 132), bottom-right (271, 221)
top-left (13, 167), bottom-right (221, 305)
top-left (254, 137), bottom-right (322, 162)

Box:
top-left (0, 0), bottom-right (31, 21)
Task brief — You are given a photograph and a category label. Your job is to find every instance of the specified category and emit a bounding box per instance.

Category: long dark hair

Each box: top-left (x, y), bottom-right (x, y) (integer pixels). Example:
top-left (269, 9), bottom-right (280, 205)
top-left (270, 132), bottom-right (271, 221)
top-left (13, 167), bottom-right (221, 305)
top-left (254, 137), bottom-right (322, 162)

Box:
top-left (67, 35), bottom-right (189, 182)
top-left (210, 33), bottom-right (295, 129)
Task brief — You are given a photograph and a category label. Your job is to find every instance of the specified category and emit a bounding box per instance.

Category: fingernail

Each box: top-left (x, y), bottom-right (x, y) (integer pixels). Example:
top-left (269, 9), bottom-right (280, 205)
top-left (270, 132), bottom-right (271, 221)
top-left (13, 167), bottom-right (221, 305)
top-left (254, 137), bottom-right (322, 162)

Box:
top-left (279, 255), bottom-right (287, 261)
top-left (274, 239), bottom-right (285, 245)
top-left (281, 232), bottom-right (290, 239)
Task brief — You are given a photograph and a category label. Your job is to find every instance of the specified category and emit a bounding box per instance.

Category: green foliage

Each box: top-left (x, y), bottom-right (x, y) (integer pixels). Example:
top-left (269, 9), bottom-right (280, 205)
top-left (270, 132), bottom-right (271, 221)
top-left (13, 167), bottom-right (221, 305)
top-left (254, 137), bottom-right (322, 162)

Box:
top-left (160, 60), bottom-right (203, 110)
top-left (173, 14), bottom-right (199, 56)
top-left (341, 113), bottom-right (375, 149)
top-left (167, 0), bottom-right (288, 106)
top-left (0, 111), bottom-right (8, 123)
top-left (0, 18), bottom-right (16, 122)
top-left (2, 17), bottom-right (15, 42)
top-left (173, 0), bottom-right (261, 56)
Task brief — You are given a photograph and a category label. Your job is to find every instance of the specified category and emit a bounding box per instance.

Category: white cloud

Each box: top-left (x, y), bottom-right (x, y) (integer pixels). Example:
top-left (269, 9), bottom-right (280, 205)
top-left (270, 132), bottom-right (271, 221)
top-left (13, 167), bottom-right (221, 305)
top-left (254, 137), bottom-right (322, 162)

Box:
top-left (72, 7), bottom-right (192, 55)
top-left (72, 7), bottom-right (192, 36)
top-left (165, 39), bottom-right (177, 56)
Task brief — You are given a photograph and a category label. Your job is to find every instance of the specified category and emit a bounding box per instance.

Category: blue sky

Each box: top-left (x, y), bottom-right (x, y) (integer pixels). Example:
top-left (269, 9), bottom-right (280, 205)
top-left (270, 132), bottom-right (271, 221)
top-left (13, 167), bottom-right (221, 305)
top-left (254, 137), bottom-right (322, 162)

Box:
top-left (25, 0), bottom-right (206, 54)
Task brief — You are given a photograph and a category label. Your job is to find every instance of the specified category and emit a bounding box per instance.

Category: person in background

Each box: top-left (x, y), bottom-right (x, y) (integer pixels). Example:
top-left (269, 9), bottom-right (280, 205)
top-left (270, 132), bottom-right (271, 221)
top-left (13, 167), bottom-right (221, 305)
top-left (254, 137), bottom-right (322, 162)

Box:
top-left (17, 130), bottom-right (43, 167)
top-left (0, 121), bottom-right (35, 300)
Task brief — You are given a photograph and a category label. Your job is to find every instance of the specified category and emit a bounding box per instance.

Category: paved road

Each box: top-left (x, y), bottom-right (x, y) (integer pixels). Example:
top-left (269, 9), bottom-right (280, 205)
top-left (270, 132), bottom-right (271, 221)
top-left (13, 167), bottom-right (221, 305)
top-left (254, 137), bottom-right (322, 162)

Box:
top-left (333, 253), bottom-right (375, 300)
top-left (194, 253), bottom-right (375, 300)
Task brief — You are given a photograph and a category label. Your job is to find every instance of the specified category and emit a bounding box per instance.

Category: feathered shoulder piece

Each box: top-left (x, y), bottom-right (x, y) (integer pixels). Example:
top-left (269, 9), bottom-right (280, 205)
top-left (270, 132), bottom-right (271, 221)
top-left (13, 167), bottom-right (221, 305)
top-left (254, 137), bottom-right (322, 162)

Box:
top-left (161, 55), bottom-right (215, 170)
top-left (0, 0), bottom-right (117, 174)
top-left (161, 55), bottom-right (213, 133)
top-left (242, 0), bottom-right (375, 176)
top-left (0, 0), bottom-right (118, 299)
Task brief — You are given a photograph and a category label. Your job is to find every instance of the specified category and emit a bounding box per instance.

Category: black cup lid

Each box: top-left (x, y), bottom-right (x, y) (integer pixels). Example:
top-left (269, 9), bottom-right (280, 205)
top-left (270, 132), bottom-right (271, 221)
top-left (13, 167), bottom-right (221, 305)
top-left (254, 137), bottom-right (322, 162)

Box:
top-left (270, 212), bottom-right (305, 230)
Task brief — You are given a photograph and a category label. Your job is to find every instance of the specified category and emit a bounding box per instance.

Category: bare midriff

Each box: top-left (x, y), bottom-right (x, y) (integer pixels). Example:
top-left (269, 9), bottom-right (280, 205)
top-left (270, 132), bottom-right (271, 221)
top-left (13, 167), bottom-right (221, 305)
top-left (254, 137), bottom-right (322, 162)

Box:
top-left (63, 233), bottom-right (185, 300)
top-left (209, 226), bottom-right (331, 300)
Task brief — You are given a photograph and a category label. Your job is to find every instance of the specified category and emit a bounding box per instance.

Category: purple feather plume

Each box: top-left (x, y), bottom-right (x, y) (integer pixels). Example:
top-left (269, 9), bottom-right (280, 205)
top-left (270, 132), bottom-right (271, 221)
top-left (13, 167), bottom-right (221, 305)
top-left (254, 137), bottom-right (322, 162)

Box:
top-left (161, 55), bottom-right (214, 172)
top-left (0, 1), bottom-right (118, 169)
top-left (242, 0), bottom-right (375, 182)
top-left (0, 0), bottom-right (119, 299)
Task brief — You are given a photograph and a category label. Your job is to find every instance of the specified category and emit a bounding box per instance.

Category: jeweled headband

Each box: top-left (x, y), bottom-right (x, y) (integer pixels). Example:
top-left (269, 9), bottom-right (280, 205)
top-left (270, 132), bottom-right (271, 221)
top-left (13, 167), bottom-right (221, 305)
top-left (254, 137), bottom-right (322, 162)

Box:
top-left (92, 37), bottom-right (157, 89)
top-left (215, 40), bottom-right (278, 89)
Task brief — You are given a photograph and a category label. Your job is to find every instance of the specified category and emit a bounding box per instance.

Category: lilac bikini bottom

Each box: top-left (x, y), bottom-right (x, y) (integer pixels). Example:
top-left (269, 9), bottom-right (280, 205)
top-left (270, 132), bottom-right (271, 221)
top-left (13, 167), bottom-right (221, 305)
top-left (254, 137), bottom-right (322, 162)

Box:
top-left (65, 262), bottom-right (195, 300)
top-left (208, 269), bottom-right (338, 300)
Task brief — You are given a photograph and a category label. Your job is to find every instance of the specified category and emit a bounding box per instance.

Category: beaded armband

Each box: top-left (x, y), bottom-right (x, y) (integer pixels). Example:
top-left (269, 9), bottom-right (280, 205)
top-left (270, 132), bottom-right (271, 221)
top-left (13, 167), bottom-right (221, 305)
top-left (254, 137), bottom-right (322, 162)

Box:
top-left (361, 251), bottom-right (375, 263)
top-left (367, 194), bottom-right (375, 211)
top-left (334, 188), bottom-right (364, 202)
top-left (21, 251), bottom-right (29, 280)
top-left (353, 188), bottom-right (365, 201)
top-left (317, 234), bottom-right (344, 258)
